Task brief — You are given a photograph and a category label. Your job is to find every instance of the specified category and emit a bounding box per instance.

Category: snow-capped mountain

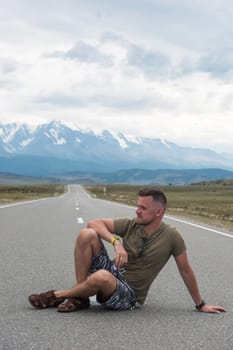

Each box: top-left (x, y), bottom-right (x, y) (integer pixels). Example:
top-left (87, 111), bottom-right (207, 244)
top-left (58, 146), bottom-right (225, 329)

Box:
top-left (0, 120), bottom-right (233, 178)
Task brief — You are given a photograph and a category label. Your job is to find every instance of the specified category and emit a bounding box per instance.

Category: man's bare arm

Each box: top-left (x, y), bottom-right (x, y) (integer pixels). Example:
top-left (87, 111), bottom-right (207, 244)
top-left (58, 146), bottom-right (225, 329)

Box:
top-left (175, 251), bottom-right (225, 314)
top-left (87, 219), bottom-right (128, 268)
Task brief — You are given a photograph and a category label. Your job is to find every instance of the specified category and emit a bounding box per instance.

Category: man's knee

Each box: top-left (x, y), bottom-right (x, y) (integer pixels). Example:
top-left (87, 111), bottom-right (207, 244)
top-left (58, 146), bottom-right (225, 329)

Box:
top-left (77, 228), bottom-right (98, 244)
top-left (88, 270), bottom-right (116, 290)
top-left (76, 228), bottom-right (102, 254)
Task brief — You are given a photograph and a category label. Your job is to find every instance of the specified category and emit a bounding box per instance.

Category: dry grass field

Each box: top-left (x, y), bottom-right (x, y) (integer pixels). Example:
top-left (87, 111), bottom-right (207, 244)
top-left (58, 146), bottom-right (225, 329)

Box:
top-left (85, 181), bottom-right (233, 232)
top-left (0, 185), bottom-right (65, 205)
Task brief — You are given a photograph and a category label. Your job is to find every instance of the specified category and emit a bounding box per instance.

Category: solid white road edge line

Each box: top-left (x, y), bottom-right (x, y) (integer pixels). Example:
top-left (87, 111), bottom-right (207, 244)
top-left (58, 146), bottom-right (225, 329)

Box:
top-left (0, 197), bottom-right (49, 209)
top-left (165, 215), bottom-right (233, 239)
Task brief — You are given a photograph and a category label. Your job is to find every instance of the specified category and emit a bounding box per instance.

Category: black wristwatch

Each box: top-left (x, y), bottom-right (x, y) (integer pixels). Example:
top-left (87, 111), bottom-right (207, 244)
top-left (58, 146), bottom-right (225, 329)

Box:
top-left (195, 300), bottom-right (206, 310)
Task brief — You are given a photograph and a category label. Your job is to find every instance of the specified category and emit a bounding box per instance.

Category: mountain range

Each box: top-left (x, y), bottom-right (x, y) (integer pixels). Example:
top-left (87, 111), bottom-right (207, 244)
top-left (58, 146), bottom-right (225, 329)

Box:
top-left (0, 120), bottom-right (233, 184)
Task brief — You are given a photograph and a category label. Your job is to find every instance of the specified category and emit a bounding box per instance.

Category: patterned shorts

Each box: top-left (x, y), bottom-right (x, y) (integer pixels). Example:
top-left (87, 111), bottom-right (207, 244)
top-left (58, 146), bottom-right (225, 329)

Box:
top-left (89, 245), bottom-right (136, 311)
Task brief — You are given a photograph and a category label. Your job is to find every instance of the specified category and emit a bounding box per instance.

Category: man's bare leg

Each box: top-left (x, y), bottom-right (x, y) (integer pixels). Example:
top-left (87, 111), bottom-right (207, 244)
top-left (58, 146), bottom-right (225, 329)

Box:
top-left (54, 227), bottom-right (116, 300)
top-left (74, 227), bottom-right (103, 283)
top-left (28, 227), bottom-right (117, 310)
top-left (54, 269), bottom-right (117, 301)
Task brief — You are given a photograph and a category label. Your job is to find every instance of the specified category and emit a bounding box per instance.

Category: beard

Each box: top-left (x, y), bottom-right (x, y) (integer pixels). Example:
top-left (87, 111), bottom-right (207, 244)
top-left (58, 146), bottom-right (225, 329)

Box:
top-left (136, 216), bottom-right (154, 226)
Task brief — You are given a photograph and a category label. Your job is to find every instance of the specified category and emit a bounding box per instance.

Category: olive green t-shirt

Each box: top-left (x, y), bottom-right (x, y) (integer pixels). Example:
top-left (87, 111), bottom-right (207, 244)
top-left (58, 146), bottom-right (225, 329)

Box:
top-left (114, 218), bottom-right (186, 304)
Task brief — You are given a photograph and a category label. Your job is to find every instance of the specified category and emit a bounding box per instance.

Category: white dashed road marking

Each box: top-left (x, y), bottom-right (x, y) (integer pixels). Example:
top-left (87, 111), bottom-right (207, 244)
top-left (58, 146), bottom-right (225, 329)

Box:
top-left (77, 217), bottom-right (84, 224)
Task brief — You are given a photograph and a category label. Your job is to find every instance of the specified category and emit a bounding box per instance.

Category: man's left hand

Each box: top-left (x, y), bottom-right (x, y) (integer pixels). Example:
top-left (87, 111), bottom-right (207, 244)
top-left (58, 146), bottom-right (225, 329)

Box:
top-left (199, 304), bottom-right (226, 314)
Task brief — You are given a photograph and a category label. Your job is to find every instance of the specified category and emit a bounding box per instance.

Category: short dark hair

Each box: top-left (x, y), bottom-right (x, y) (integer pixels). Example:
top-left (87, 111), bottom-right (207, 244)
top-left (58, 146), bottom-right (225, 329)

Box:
top-left (138, 186), bottom-right (167, 208)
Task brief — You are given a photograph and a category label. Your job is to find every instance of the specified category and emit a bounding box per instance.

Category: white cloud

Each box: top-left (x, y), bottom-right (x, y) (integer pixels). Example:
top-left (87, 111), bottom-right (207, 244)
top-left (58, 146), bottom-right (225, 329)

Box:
top-left (0, 0), bottom-right (233, 154)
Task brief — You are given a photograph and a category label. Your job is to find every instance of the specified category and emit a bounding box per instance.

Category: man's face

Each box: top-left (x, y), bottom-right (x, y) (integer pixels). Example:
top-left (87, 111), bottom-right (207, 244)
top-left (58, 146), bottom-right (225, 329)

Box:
top-left (135, 195), bottom-right (164, 226)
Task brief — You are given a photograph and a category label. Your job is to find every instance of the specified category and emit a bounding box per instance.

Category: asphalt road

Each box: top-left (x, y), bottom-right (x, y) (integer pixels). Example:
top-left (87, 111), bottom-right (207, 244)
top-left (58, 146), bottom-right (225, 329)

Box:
top-left (0, 185), bottom-right (232, 350)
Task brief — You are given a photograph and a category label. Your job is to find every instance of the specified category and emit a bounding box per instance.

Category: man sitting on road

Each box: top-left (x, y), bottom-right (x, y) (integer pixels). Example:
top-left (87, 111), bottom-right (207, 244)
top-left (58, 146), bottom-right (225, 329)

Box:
top-left (29, 187), bottom-right (225, 314)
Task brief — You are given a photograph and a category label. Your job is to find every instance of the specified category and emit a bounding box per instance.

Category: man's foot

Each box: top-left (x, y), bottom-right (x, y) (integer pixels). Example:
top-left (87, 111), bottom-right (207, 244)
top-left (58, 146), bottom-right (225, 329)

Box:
top-left (28, 290), bottom-right (65, 309)
top-left (57, 297), bottom-right (90, 312)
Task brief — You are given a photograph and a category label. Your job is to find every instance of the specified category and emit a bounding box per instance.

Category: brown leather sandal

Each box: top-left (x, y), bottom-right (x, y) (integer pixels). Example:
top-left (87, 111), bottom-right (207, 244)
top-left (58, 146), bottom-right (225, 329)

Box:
top-left (57, 297), bottom-right (90, 313)
top-left (28, 290), bottom-right (65, 309)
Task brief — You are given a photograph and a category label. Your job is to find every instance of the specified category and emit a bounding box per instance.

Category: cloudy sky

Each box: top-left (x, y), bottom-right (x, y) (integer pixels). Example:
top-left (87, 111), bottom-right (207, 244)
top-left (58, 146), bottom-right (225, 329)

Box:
top-left (1, 0), bottom-right (233, 154)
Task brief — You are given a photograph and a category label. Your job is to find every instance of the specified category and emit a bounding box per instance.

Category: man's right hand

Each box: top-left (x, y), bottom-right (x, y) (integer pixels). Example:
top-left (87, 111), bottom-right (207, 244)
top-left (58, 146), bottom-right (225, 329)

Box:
top-left (114, 240), bottom-right (128, 268)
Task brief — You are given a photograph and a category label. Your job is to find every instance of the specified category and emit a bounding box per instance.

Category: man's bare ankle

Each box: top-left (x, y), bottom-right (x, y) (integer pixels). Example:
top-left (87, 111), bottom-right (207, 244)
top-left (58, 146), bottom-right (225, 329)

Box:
top-left (54, 290), bottom-right (65, 298)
